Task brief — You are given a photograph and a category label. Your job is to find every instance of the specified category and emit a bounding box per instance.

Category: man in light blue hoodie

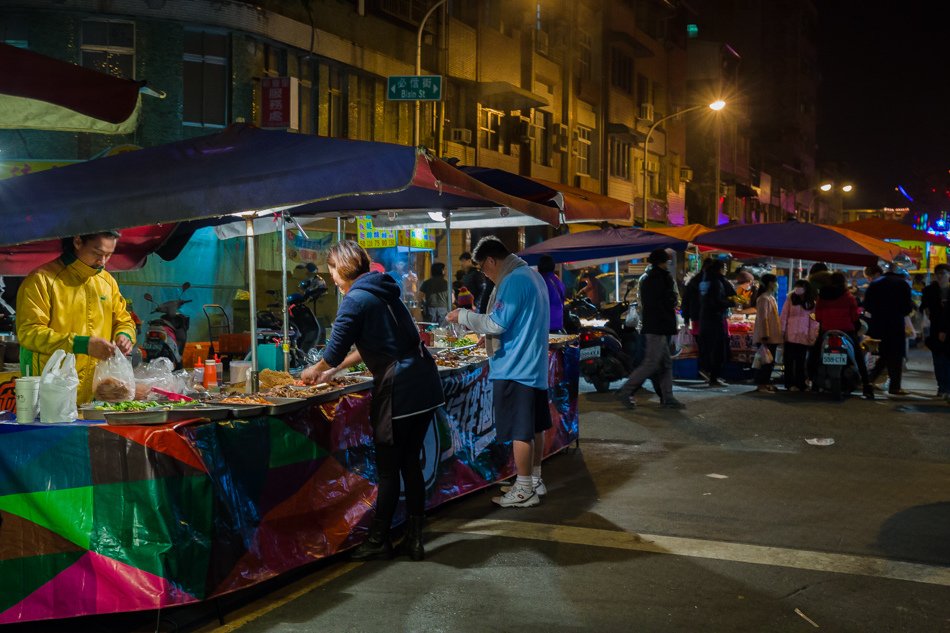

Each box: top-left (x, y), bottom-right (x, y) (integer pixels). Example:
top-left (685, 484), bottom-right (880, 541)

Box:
top-left (447, 236), bottom-right (551, 507)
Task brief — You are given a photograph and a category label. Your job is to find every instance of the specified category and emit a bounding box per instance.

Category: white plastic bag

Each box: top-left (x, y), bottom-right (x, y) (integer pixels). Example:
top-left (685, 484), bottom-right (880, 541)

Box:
top-left (752, 344), bottom-right (773, 369)
top-left (39, 349), bottom-right (79, 423)
top-left (92, 348), bottom-right (136, 402)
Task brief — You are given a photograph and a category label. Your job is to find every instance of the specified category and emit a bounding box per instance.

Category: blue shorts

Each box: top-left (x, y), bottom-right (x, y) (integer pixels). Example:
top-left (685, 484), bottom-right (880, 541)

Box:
top-left (491, 379), bottom-right (552, 442)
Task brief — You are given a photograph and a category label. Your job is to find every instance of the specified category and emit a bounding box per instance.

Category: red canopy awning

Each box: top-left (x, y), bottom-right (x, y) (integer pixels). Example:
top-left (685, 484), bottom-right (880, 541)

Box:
top-left (836, 217), bottom-right (950, 247)
top-left (0, 43), bottom-right (144, 134)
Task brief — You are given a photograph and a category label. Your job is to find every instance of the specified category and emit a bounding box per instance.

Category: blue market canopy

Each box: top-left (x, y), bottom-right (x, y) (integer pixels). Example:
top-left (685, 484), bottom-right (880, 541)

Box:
top-left (518, 226), bottom-right (690, 265)
top-left (0, 124), bottom-right (558, 247)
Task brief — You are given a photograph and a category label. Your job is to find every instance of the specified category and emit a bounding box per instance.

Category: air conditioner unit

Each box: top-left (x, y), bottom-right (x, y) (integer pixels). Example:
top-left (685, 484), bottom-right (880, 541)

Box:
top-left (536, 30), bottom-right (549, 55)
top-left (679, 167), bottom-right (694, 182)
top-left (553, 123), bottom-right (568, 152)
top-left (449, 128), bottom-right (472, 144)
top-left (646, 159), bottom-right (660, 173)
top-left (639, 103), bottom-right (654, 123)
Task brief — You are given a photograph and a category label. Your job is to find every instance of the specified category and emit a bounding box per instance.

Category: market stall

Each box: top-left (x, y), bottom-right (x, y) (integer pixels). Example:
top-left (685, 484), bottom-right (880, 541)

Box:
top-left (0, 339), bottom-right (578, 624)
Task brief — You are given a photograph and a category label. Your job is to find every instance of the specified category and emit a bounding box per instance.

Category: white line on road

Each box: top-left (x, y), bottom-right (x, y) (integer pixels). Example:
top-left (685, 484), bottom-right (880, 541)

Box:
top-left (430, 517), bottom-right (950, 587)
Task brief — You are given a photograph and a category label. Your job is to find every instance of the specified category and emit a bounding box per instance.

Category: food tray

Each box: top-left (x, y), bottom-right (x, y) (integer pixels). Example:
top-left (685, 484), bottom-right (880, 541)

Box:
top-left (80, 404), bottom-right (231, 425)
top-left (164, 405), bottom-right (232, 422)
top-left (214, 402), bottom-right (268, 418)
top-left (265, 396), bottom-right (308, 415)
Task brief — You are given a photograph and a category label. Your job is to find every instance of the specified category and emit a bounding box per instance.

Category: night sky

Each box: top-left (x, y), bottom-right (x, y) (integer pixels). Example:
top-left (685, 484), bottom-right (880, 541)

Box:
top-left (817, 3), bottom-right (950, 211)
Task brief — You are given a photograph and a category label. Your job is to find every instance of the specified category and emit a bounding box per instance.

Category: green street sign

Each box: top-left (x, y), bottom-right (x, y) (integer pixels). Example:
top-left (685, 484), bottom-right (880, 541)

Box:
top-left (387, 75), bottom-right (443, 101)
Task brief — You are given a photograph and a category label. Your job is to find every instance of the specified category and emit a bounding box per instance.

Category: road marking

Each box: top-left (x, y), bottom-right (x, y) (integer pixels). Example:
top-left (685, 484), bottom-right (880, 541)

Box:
top-left (196, 562), bottom-right (362, 632)
top-left (430, 518), bottom-right (950, 587)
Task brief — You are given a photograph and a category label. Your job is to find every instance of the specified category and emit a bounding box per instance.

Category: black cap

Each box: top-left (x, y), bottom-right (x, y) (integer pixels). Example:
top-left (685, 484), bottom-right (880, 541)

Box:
top-left (647, 248), bottom-right (670, 264)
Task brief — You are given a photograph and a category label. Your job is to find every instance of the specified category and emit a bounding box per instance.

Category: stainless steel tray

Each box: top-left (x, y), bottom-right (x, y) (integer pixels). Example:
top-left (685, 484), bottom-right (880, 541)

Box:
top-left (265, 396), bottom-right (309, 415)
top-left (214, 402), bottom-right (268, 418)
top-left (164, 405), bottom-right (232, 422)
top-left (81, 404), bottom-right (231, 425)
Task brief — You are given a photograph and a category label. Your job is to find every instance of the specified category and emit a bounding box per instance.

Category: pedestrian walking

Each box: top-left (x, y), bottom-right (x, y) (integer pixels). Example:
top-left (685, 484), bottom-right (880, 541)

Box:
top-left (863, 261), bottom-right (915, 395)
top-left (752, 273), bottom-right (781, 393)
top-left (696, 259), bottom-right (736, 387)
top-left (780, 279), bottom-right (817, 391)
top-left (538, 254), bottom-right (567, 333)
top-left (614, 248), bottom-right (684, 410)
top-left (918, 263), bottom-right (950, 397)
top-left (447, 236), bottom-right (551, 508)
top-left (815, 271), bottom-right (874, 399)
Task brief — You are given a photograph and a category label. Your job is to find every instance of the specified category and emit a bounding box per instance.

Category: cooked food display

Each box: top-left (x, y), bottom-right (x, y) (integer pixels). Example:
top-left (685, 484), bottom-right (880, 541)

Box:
top-left (258, 369), bottom-right (295, 390)
top-left (94, 376), bottom-right (135, 402)
top-left (548, 334), bottom-right (579, 345)
top-left (218, 395), bottom-right (275, 405)
top-left (262, 375), bottom-right (370, 399)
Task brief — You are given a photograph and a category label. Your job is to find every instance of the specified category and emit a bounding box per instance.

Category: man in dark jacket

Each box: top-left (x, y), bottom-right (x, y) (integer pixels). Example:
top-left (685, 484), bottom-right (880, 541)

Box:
top-left (863, 261), bottom-right (915, 395)
top-left (459, 251), bottom-right (493, 314)
top-left (697, 259), bottom-right (737, 387)
top-left (614, 249), bottom-right (685, 410)
top-left (919, 263), bottom-right (950, 397)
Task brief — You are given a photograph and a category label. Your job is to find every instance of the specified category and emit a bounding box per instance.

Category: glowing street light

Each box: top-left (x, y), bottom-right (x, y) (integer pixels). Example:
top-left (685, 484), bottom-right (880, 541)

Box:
top-left (641, 100), bottom-right (725, 226)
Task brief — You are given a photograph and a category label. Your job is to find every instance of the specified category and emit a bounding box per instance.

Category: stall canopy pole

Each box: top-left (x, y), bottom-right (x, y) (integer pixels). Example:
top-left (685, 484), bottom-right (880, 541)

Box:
top-left (336, 216), bottom-right (344, 309)
top-left (614, 258), bottom-right (621, 301)
top-left (280, 213), bottom-right (290, 372)
top-left (445, 211), bottom-right (453, 315)
top-left (246, 216), bottom-right (259, 393)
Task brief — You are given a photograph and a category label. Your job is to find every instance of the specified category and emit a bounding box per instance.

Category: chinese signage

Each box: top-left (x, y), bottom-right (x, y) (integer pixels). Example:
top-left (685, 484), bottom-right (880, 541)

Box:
top-left (357, 218), bottom-right (435, 250)
top-left (892, 239), bottom-right (948, 273)
top-left (398, 228), bottom-right (435, 250)
top-left (261, 76), bottom-right (299, 129)
top-left (386, 75), bottom-right (442, 101)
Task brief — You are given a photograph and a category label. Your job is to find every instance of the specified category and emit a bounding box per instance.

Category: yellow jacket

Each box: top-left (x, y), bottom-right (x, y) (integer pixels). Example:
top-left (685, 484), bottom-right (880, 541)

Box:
top-left (16, 255), bottom-right (136, 404)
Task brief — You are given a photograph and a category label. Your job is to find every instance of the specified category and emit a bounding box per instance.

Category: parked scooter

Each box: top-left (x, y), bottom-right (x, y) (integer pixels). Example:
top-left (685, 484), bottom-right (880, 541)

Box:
top-left (814, 329), bottom-right (862, 400)
top-left (571, 282), bottom-right (644, 393)
top-left (142, 282), bottom-right (192, 369)
top-left (257, 266), bottom-right (328, 368)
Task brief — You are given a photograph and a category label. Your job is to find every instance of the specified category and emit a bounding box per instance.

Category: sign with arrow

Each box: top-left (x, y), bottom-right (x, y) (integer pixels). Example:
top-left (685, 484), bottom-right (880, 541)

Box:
top-left (387, 75), bottom-right (442, 101)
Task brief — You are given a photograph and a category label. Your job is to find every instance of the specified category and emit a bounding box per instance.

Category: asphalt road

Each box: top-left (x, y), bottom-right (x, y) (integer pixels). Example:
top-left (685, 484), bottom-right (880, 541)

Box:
top-left (13, 348), bottom-right (950, 632)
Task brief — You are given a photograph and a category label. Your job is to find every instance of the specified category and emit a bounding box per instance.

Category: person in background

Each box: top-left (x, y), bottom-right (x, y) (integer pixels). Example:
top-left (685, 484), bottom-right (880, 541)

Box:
top-left (733, 269), bottom-right (758, 313)
top-left (863, 261), bottom-right (915, 396)
top-left (538, 255), bottom-right (567, 333)
top-left (815, 271), bottom-right (874, 399)
top-left (301, 241), bottom-right (444, 561)
top-left (806, 262), bottom-right (834, 382)
top-left (614, 248), bottom-right (685, 410)
top-left (447, 236), bottom-right (551, 508)
top-left (696, 259), bottom-right (736, 387)
top-left (16, 231), bottom-right (136, 404)
top-left (780, 278), bottom-right (817, 392)
top-left (418, 262), bottom-right (449, 323)
top-left (751, 273), bottom-right (782, 393)
top-left (459, 251), bottom-right (492, 313)
top-left (920, 264), bottom-right (950, 398)
top-left (576, 267), bottom-right (605, 306)
top-left (680, 258), bottom-right (711, 338)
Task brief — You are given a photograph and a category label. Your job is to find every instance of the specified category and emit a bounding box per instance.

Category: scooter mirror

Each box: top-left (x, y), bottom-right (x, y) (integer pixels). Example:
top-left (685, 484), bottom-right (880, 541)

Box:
top-left (144, 293), bottom-right (154, 302)
top-left (181, 282), bottom-right (191, 292)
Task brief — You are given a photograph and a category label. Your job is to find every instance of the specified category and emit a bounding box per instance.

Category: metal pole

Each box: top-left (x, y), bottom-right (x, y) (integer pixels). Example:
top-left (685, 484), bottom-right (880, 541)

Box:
top-left (444, 211), bottom-right (453, 314)
top-left (642, 104), bottom-right (709, 227)
top-left (614, 258), bottom-right (621, 301)
top-left (280, 213), bottom-right (290, 372)
top-left (413, 0), bottom-right (448, 148)
top-left (246, 216), bottom-right (259, 393)
top-left (336, 216), bottom-right (344, 309)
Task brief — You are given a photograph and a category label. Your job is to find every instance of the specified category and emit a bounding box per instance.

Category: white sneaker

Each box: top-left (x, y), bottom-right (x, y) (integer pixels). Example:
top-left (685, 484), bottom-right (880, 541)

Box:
top-left (500, 478), bottom-right (547, 496)
top-left (492, 485), bottom-right (540, 508)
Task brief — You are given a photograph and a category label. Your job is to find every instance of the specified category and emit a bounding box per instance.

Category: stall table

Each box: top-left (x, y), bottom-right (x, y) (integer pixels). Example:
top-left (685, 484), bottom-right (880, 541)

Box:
top-left (0, 341), bottom-right (578, 624)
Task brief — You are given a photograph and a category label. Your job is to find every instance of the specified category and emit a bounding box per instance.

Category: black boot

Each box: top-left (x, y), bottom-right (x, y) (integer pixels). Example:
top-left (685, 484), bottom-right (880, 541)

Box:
top-left (402, 514), bottom-right (425, 561)
top-left (351, 519), bottom-right (393, 561)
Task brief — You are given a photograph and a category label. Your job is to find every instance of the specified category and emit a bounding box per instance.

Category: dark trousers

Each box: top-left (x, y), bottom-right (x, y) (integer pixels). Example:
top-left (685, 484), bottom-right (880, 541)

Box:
top-left (869, 338), bottom-right (905, 392)
top-left (697, 318), bottom-right (729, 381)
top-left (754, 343), bottom-right (778, 385)
top-left (783, 342), bottom-right (809, 390)
top-left (932, 349), bottom-right (950, 393)
top-left (374, 410), bottom-right (433, 528)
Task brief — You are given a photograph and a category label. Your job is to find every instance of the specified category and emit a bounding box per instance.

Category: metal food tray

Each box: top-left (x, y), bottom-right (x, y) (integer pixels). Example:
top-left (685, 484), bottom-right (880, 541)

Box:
top-left (264, 396), bottom-right (309, 415)
top-left (305, 377), bottom-right (374, 404)
top-left (214, 402), bottom-right (268, 419)
top-left (164, 405), bottom-right (232, 422)
top-left (81, 404), bottom-right (231, 425)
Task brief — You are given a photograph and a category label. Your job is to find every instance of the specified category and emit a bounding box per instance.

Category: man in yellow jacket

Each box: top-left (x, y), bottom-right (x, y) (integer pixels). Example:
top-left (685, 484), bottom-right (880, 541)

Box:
top-left (16, 231), bottom-right (136, 404)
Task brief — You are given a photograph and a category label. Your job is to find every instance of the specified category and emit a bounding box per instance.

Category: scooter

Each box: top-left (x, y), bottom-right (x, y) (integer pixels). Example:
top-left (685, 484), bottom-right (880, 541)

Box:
top-left (814, 329), bottom-right (862, 400)
top-left (256, 269), bottom-right (328, 368)
top-left (573, 285), bottom-right (644, 393)
top-left (142, 282), bottom-right (191, 370)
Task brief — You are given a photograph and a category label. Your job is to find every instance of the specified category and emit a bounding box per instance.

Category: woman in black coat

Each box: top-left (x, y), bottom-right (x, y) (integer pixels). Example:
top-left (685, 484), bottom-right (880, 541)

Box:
top-left (302, 241), bottom-right (444, 561)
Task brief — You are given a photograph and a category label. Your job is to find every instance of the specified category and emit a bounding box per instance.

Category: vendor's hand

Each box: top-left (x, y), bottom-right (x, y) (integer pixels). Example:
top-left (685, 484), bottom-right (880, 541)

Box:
top-left (446, 308), bottom-right (461, 324)
top-left (316, 369), bottom-right (339, 384)
top-left (87, 336), bottom-right (116, 360)
top-left (300, 365), bottom-right (324, 385)
top-left (114, 335), bottom-right (133, 355)
top-left (477, 336), bottom-right (486, 348)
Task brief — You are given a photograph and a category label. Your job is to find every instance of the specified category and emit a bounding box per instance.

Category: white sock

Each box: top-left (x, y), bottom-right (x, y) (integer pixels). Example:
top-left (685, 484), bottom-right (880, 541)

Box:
top-left (516, 475), bottom-right (533, 492)
top-left (531, 466), bottom-right (541, 486)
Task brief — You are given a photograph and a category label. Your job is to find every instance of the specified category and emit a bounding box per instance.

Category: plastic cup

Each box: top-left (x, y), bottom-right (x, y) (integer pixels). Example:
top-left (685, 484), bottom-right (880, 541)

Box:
top-left (15, 376), bottom-right (41, 424)
top-left (229, 360), bottom-right (251, 385)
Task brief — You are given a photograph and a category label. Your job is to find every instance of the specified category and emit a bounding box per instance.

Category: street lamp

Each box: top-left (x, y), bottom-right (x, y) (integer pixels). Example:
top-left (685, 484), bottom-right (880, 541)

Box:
top-left (413, 0), bottom-right (448, 147)
top-left (808, 182), bottom-right (854, 223)
top-left (641, 100), bottom-right (725, 226)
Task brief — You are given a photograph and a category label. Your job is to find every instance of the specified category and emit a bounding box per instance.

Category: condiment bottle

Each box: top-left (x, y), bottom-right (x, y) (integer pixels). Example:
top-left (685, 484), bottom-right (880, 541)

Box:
top-left (203, 358), bottom-right (219, 392)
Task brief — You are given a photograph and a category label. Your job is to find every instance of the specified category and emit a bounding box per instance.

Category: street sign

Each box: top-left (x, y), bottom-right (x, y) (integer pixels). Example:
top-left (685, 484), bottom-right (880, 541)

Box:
top-left (387, 75), bottom-right (442, 101)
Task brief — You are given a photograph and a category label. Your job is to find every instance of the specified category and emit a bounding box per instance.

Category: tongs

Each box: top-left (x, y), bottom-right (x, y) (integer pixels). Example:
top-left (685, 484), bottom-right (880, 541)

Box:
top-left (434, 343), bottom-right (478, 356)
top-left (150, 387), bottom-right (194, 402)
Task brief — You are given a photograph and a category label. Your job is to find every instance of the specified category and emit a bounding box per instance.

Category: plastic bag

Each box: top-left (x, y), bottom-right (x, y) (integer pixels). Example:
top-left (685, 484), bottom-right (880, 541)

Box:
top-left (92, 348), bottom-right (136, 402)
top-left (39, 349), bottom-right (79, 423)
top-left (675, 325), bottom-right (695, 349)
top-left (133, 357), bottom-right (181, 399)
top-left (752, 344), bottom-right (773, 369)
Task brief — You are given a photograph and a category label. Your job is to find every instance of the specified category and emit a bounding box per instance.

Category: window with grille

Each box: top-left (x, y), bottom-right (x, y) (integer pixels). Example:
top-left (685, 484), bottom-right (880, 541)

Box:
top-left (81, 19), bottom-right (134, 79)
top-left (577, 30), bottom-right (592, 82)
top-left (610, 47), bottom-right (633, 94)
top-left (531, 110), bottom-right (551, 167)
top-left (183, 30), bottom-right (229, 127)
top-left (575, 126), bottom-right (592, 176)
top-left (479, 108), bottom-right (504, 152)
top-left (609, 137), bottom-right (631, 179)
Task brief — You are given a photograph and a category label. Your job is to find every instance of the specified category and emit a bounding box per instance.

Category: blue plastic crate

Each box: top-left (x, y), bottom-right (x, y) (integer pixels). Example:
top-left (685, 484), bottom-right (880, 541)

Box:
top-left (672, 356), bottom-right (699, 379)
